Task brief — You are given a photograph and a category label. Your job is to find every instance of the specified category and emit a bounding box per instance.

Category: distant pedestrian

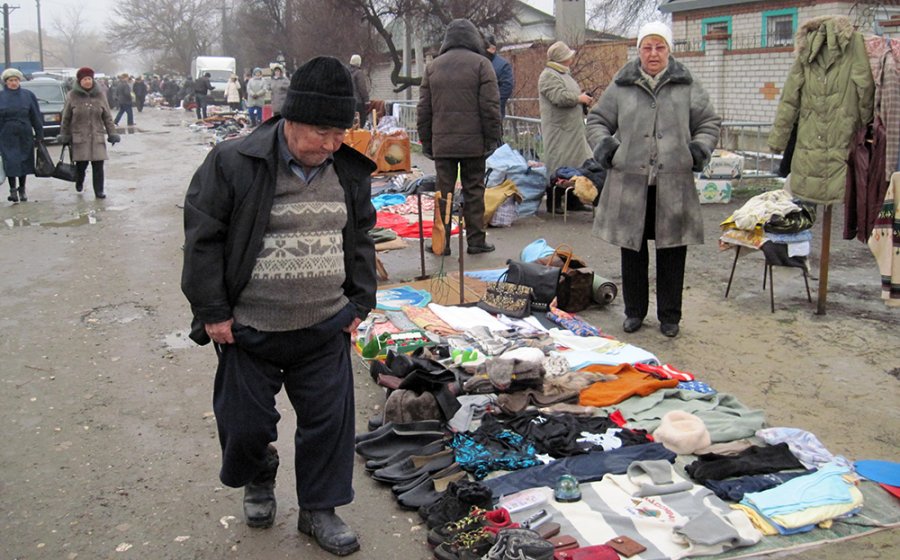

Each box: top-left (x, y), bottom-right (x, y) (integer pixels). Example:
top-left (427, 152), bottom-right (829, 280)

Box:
top-left (58, 67), bottom-right (121, 199)
top-left (225, 74), bottom-right (242, 111)
top-left (484, 34), bottom-right (514, 118)
top-left (193, 71), bottom-right (215, 120)
top-left (0, 68), bottom-right (43, 203)
top-left (268, 65), bottom-right (289, 116)
top-left (105, 78), bottom-right (117, 110)
top-left (348, 54), bottom-right (370, 127)
top-left (246, 68), bottom-right (266, 126)
top-left (133, 76), bottom-right (148, 112)
top-left (113, 73), bottom-right (135, 126)
top-left (417, 19), bottom-right (502, 255)
top-left (162, 77), bottom-right (179, 107)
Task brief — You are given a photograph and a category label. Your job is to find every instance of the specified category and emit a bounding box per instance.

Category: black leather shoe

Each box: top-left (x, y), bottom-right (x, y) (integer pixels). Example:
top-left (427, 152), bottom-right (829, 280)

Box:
top-left (243, 445), bottom-right (279, 528)
top-left (75, 183), bottom-right (84, 193)
top-left (466, 243), bottom-right (495, 254)
top-left (660, 323), bottom-right (680, 338)
top-left (623, 317), bottom-right (643, 333)
top-left (297, 508), bottom-right (360, 556)
top-left (95, 191), bottom-right (107, 199)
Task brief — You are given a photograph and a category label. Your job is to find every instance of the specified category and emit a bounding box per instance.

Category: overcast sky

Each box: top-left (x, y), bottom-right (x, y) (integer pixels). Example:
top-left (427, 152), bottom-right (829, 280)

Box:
top-left (6, 0), bottom-right (555, 34)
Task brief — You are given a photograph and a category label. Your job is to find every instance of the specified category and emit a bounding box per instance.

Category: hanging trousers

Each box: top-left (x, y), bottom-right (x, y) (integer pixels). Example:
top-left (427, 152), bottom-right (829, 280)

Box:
top-left (620, 184), bottom-right (688, 324)
top-left (213, 303), bottom-right (357, 510)
top-left (434, 157), bottom-right (488, 247)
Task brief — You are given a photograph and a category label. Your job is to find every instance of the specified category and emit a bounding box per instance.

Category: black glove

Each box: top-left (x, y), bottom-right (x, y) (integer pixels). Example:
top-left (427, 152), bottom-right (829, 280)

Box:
top-left (596, 137), bottom-right (620, 170)
top-left (57, 134), bottom-right (72, 145)
top-left (108, 134), bottom-right (122, 145)
top-left (688, 141), bottom-right (711, 173)
top-left (34, 138), bottom-right (44, 147)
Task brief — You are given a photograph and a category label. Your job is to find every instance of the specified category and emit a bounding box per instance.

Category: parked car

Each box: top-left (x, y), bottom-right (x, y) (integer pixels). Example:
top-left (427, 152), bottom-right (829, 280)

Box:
top-left (20, 77), bottom-right (67, 139)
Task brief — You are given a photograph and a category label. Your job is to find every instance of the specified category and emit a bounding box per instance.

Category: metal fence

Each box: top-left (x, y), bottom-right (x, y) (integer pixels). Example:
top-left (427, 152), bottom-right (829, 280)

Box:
top-left (390, 102), bottom-right (778, 177)
top-left (672, 33), bottom-right (794, 53)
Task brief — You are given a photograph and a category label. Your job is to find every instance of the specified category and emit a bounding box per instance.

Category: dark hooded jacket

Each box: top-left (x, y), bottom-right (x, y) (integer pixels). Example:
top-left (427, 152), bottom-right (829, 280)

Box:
top-left (181, 118), bottom-right (378, 345)
top-left (417, 19), bottom-right (502, 158)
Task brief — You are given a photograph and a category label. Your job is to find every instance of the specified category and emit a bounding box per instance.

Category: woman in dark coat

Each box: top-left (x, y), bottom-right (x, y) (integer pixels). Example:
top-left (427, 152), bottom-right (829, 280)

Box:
top-left (0, 68), bottom-right (44, 202)
top-left (58, 67), bottom-right (120, 199)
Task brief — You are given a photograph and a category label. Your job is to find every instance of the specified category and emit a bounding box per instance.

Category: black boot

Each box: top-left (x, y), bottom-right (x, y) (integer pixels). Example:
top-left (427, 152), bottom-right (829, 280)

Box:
top-left (297, 508), bottom-right (360, 556)
top-left (94, 189), bottom-right (106, 199)
top-left (243, 444), bottom-right (279, 528)
top-left (17, 186), bottom-right (26, 202)
top-left (7, 188), bottom-right (18, 203)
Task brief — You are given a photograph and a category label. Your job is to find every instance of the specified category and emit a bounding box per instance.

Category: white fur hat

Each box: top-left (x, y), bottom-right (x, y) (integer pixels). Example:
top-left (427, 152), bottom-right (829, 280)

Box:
top-left (653, 410), bottom-right (711, 455)
top-left (637, 21), bottom-right (674, 51)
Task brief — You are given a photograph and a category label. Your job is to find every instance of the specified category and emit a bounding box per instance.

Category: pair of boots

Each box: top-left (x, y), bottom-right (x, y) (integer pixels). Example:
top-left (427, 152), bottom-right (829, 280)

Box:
top-left (74, 183), bottom-right (106, 199)
top-left (7, 186), bottom-right (26, 202)
top-left (243, 445), bottom-right (359, 556)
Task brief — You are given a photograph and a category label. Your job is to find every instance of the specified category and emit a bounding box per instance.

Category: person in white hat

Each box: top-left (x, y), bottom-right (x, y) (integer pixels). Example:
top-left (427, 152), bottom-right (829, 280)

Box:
top-left (348, 54), bottom-right (370, 127)
top-left (586, 21), bottom-right (721, 338)
top-left (0, 68), bottom-right (43, 203)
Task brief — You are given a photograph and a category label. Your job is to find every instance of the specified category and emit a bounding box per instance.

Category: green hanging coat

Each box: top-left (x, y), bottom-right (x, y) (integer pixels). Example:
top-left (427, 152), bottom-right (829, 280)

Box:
top-left (768, 16), bottom-right (875, 204)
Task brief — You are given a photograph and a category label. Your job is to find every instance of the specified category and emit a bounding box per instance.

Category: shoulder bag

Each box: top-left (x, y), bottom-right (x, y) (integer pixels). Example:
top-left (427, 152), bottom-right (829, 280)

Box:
top-left (52, 145), bottom-right (77, 182)
top-left (34, 142), bottom-right (55, 177)
top-left (506, 258), bottom-right (561, 310)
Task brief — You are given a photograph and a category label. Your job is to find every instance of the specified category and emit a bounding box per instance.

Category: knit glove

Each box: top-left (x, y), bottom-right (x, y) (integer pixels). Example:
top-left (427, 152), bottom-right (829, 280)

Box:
top-left (108, 134), bottom-right (121, 145)
top-left (56, 133), bottom-right (72, 145)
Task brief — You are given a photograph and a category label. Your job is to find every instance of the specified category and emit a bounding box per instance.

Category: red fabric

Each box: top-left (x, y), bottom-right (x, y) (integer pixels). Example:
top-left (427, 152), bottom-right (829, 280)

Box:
top-left (390, 220), bottom-right (460, 239)
top-left (609, 410), bottom-right (627, 427)
top-left (554, 545), bottom-right (619, 560)
top-left (880, 483), bottom-right (900, 500)
top-left (375, 211), bottom-right (408, 229)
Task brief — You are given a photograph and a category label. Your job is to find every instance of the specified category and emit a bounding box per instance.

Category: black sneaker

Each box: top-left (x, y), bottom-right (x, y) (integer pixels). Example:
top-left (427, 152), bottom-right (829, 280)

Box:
top-left (422, 480), bottom-right (494, 529)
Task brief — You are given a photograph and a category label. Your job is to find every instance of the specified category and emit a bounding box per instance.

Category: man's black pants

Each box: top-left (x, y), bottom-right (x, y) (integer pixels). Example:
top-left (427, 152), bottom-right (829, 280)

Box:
top-left (434, 157), bottom-right (487, 248)
top-left (213, 304), bottom-right (356, 510)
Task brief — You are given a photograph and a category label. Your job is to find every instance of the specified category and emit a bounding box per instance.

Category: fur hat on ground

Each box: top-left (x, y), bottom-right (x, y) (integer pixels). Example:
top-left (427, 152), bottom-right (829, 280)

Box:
top-left (2, 68), bottom-right (24, 82)
top-left (76, 67), bottom-right (95, 81)
top-left (637, 21), bottom-right (674, 51)
top-left (280, 56), bottom-right (356, 129)
top-left (349, 54), bottom-right (362, 67)
top-left (653, 410), bottom-right (711, 455)
top-left (547, 41), bottom-right (575, 63)
top-left (383, 389), bottom-right (441, 424)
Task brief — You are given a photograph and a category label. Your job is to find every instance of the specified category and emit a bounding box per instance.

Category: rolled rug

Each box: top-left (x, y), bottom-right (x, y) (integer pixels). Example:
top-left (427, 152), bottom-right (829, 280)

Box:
top-left (592, 275), bottom-right (618, 305)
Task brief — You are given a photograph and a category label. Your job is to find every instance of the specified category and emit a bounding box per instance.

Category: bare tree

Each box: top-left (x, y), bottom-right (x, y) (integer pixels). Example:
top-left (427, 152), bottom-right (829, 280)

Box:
top-left (108, 0), bottom-right (218, 75)
top-left (51, 5), bottom-right (89, 67)
top-left (587, 0), bottom-right (666, 36)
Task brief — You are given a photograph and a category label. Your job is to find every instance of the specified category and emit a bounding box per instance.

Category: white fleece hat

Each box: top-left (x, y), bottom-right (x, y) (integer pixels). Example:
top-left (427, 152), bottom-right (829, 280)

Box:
top-left (349, 54), bottom-right (362, 67)
top-left (653, 410), bottom-right (711, 455)
top-left (637, 21), bottom-right (674, 51)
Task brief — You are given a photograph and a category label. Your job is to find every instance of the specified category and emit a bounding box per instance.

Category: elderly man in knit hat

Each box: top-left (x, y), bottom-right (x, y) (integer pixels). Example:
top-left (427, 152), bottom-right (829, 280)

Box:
top-left (182, 56), bottom-right (377, 556)
top-left (586, 21), bottom-right (720, 338)
top-left (538, 41), bottom-right (594, 189)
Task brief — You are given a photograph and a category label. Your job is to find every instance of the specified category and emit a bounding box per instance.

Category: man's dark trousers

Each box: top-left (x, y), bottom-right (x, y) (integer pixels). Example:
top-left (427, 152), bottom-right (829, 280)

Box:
top-left (195, 94), bottom-right (209, 119)
top-left (434, 157), bottom-right (488, 248)
top-left (213, 304), bottom-right (356, 509)
top-left (114, 103), bottom-right (134, 126)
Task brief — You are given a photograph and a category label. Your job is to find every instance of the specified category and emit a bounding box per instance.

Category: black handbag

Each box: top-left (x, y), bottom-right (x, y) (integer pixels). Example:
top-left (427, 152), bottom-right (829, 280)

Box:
top-left (506, 259), bottom-right (561, 309)
top-left (52, 145), bottom-right (77, 182)
top-left (477, 276), bottom-right (533, 318)
top-left (34, 142), bottom-right (55, 177)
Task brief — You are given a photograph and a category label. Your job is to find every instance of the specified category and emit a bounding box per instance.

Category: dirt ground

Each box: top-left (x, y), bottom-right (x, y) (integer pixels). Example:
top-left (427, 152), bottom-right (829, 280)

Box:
top-left (0, 107), bottom-right (897, 559)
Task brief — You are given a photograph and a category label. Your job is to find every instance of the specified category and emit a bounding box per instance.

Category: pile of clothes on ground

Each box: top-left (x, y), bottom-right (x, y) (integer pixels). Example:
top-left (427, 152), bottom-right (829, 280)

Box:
top-left (187, 112), bottom-right (253, 144)
top-left (353, 288), bottom-right (887, 560)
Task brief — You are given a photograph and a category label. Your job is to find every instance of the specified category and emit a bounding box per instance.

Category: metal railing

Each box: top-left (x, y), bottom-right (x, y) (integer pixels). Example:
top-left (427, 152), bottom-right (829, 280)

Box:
top-left (718, 121), bottom-right (780, 178)
top-left (390, 102), bottom-right (778, 177)
top-left (391, 101), bottom-right (544, 161)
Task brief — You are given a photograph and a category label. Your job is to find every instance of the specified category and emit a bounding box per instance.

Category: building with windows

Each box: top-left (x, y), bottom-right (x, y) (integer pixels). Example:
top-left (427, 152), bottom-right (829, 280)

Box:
top-left (659, 0), bottom-right (895, 122)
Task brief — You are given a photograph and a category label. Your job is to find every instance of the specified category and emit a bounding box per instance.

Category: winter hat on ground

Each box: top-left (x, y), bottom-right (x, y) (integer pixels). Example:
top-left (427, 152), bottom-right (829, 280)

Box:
top-left (383, 389), bottom-right (442, 424)
top-left (280, 56), bottom-right (356, 129)
top-left (637, 21), bottom-right (674, 50)
top-left (547, 41), bottom-right (575, 63)
top-left (653, 410), bottom-right (711, 455)
top-left (349, 54), bottom-right (362, 67)
top-left (2, 68), bottom-right (24, 82)
top-left (76, 67), bottom-right (95, 81)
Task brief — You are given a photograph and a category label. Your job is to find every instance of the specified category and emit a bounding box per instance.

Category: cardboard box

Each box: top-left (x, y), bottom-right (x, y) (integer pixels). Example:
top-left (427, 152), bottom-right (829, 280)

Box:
top-left (696, 178), bottom-right (733, 204)
top-left (701, 149), bottom-right (744, 179)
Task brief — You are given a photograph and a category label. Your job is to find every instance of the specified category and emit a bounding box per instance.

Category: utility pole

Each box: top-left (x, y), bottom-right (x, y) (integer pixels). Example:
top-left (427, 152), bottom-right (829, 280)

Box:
top-left (219, 0), bottom-right (228, 56)
top-left (2, 3), bottom-right (20, 69)
top-left (35, 0), bottom-right (42, 69)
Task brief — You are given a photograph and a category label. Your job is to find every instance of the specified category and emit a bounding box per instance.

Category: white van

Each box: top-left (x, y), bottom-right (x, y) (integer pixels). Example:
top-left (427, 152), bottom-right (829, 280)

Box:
top-left (191, 56), bottom-right (237, 104)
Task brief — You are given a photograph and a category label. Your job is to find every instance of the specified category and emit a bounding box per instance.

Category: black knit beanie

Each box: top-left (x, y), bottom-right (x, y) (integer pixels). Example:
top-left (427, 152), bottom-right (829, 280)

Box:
top-left (281, 56), bottom-right (356, 129)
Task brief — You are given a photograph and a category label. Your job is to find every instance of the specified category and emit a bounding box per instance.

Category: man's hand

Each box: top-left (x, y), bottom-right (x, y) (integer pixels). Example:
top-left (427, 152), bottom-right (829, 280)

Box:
top-left (343, 316), bottom-right (362, 334)
top-left (206, 319), bottom-right (235, 344)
